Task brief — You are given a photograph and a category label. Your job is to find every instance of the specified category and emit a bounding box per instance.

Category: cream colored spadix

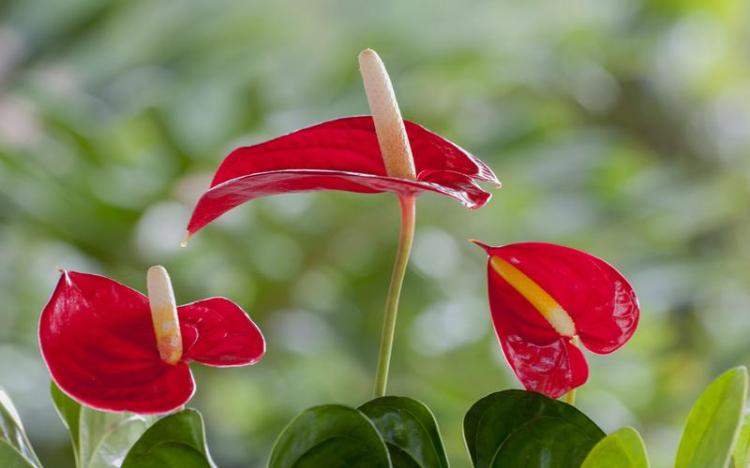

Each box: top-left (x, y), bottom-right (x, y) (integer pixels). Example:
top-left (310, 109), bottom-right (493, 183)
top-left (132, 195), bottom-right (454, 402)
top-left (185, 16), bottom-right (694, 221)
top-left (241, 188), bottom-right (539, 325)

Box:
top-left (490, 256), bottom-right (577, 337)
top-left (358, 49), bottom-right (416, 180)
top-left (147, 265), bottom-right (183, 365)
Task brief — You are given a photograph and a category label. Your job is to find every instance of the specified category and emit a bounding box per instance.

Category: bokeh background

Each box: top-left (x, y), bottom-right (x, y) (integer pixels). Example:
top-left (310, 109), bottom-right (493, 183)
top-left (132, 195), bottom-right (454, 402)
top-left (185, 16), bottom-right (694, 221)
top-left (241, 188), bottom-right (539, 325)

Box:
top-left (1, 0), bottom-right (749, 466)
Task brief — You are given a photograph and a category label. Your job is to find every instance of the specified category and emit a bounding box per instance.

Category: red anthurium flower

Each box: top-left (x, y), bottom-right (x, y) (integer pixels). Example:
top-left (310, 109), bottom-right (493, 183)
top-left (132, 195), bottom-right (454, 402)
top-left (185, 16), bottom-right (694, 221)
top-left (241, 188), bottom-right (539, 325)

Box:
top-left (184, 49), bottom-right (499, 398)
top-left (39, 267), bottom-right (265, 414)
top-left (473, 241), bottom-right (639, 399)
top-left (185, 116), bottom-right (499, 237)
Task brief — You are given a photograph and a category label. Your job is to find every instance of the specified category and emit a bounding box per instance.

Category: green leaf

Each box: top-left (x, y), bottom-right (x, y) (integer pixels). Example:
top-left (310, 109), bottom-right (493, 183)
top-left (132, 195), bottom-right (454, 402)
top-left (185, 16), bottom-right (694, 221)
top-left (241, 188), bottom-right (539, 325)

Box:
top-left (463, 389), bottom-right (605, 468)
top-left (78, 406), bottom-right (156, 468)
top-left (359, 396), bottom-right (450, 468)
top-left (268, 404), bottom-right (391, 468)
top-left (386, 445), bottom-right (421, 467)
top-left (0, 387), bottom-right (41, 467)
top-left (50, 382), bottom-right (82, 465)
top-left (0, 441), bottom-right (36, 468)
top-left (732, 412), bottom-right (750, 468)
top-left (676, 366), bottom-right (748, 468)
top-left (51, 381), bottom-right (158, 468)
top-left (581, 427), bottom-right (649, 468)
top-left (122, 409), bottom-right (214, 468)
top-left (490, 417), bottom-right (599, 467)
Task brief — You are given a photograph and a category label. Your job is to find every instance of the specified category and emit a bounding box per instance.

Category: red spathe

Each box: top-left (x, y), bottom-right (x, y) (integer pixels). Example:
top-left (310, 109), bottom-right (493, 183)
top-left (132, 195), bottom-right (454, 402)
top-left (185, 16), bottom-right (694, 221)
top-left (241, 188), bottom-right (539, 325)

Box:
top-left (39, 271), bottom-right (265, 414)
top-left (477, 242), bottom-right (639, 399)
top-left (187, 116), bottom-right (499, 235)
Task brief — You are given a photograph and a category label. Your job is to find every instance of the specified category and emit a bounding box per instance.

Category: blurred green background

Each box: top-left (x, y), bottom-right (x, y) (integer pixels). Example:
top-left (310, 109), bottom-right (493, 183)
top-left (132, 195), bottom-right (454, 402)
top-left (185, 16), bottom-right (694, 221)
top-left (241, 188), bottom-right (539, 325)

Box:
top-left (1, 0), bottom-right (749, 466)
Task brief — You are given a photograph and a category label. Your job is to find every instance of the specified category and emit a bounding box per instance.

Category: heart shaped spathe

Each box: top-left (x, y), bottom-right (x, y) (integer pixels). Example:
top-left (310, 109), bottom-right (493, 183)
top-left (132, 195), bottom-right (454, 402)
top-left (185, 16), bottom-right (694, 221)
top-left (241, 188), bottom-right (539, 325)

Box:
top-left (474, 241), bottom-right (639, 398)
top-left (39, 270), bottom-right (265, 414)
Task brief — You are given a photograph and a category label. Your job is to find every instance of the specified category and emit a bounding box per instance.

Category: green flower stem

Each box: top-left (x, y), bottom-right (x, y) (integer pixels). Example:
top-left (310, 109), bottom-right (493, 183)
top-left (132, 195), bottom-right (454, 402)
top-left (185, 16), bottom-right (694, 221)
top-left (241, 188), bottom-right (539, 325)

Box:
top-left (562, 387), bottom-right (577, 405)
top-left (561, 335), bottom-right (581, 405)
top-left (373, 193), bottom-right (416, 397)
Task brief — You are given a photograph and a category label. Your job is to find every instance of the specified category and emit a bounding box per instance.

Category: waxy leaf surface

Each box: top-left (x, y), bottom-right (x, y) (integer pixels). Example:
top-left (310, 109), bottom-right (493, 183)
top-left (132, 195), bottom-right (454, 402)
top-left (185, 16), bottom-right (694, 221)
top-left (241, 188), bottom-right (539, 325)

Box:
top-left (581, 427), bottom-right (649, 468)
top-left (268, 404), bottom-right (390, 468)
top-left (122, 409), bottom-right (214, 468)
top-left (51, 382), bottom-right (82, 465)
top-left (464, 389), bottom-right (604, 468)
top-left (676, 366), bottom-right (748, 468)
top-left (0, 388), bottom-right (40, 467)
top-left (359, 396), bottom-right (449, 468)
top-left (53, 381), bottom-right (156, 468)
top-left (78, 407), bottom-right (155, 468)
top-left (733, 412), bottom-right (750, 468)
top-left (0, 442), bottom-right (35, 468)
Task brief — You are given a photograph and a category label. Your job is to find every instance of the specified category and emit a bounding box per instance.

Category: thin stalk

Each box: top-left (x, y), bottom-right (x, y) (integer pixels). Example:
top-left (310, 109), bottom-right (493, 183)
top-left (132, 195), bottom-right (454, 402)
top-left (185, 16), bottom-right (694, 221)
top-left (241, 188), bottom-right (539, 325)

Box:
top-left (373, 193), bottom-right (416, 397)
top-left (561, 335), bottom-right (581, 405)
top-left (561, 387), bottom-right (576, 405)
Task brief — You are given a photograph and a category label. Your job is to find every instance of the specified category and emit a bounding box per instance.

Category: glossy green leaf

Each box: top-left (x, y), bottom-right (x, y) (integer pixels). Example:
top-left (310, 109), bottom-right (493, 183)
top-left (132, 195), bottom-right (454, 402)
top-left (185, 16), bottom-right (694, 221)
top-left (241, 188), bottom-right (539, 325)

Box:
top-left (0, 441), bottom-right (36, 468)
top-left (491, 417), bottom-right (600, 467)
top-left (50, 382), bottom-right (82, 466)
top-left (122, 409), bottom-right (214, 468)
top-left (732, 412), bottom-right (750, 468)
top-left (78, 406), bottom-right (156, 468)
top-left (676, 366), bottom-right (748, 468)
top-left (0, 387), bottom-right (41, 467)
top-left (464, 389), bottom-right (604, 468)
top-left (359, 396), bottom-right (449, 468)
top-left (581, 427), bottom-right (649, 468)
top-left (51, 381), bottom-right (156, 468)
top-left (268, 404), bottom-right (391, 468)
top-left (387, 445), bottom-right (421, 467)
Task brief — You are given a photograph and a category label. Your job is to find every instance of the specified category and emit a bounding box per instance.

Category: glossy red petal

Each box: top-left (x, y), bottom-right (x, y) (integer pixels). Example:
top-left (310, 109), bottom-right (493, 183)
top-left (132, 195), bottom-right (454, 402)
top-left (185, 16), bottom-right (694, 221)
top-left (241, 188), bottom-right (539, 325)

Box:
top-left (209, 116), bottom-right (498, 186)
top-left (489, 242), bottom-right (639, 354)
top-left (501, 336), bottom-right (589, 398)
top-left (178, 297), bottom-right (265, 367)
top-left (187, 170), bottom-right (490, 234)
top-left (486, 261), bottom-right (588, 398)
top-left (186, 116), bottom-right (498, 235)
top-left (39, 271), bottom-right (194, 414)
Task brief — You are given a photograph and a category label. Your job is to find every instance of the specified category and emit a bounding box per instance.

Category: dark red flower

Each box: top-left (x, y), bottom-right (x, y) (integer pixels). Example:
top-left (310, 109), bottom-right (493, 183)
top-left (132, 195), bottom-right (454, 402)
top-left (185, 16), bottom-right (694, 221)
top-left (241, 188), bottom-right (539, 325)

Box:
top-left (474, 241), bottom-right (639, 398)
top-left (185, 116), bottom-right (499, 237)
top-left (39, 270), bottom-right (265, 414)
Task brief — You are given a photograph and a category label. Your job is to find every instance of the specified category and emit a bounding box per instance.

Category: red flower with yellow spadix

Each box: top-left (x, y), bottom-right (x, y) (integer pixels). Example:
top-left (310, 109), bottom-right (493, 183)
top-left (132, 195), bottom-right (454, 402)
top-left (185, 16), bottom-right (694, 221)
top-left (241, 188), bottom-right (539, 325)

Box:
top-left (39, 266), bottom-right (265, 414)
top-left (184, 50), bottom-right (499, 240)
top-left (184, 49), bottom-right (499, 398)
top-left (473, 241), bottom-right (639, 399)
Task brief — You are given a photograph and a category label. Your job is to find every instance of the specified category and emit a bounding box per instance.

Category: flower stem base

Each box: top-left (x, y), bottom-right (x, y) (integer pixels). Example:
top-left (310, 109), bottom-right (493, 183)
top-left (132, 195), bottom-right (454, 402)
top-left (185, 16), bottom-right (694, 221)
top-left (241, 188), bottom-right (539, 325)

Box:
top-left (373, 194), bottom-right (416, 398)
